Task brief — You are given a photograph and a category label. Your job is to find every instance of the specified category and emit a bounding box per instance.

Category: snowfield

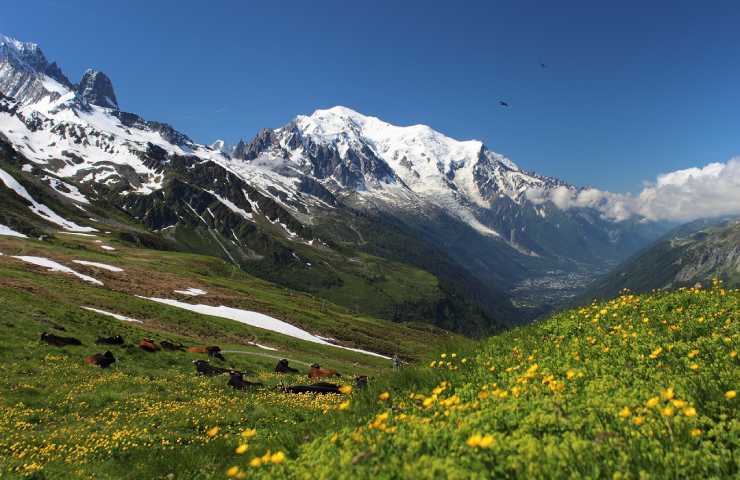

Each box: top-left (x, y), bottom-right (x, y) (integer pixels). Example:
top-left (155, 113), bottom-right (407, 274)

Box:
top-left (72, 260), bottom-right (124, 272)
top-left (140, 296), bottom-right (390, 359)
top-left (81, 306), bottom-right (142, 323)
top-left (173, 288), bottom-right (207, 296)
top-left (0, 223), bottom-right (27, 238)
top-left (0, 167), bottom-right (97, 232)
top-left (12, 256), bottom-right (103, 285)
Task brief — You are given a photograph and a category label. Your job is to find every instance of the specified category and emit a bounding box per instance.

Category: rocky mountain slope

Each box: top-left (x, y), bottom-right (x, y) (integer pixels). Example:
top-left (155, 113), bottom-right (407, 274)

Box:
top-left (0, 33), bottom-right (669, 331)
top-left (580, 217), bottom-right (740, 300)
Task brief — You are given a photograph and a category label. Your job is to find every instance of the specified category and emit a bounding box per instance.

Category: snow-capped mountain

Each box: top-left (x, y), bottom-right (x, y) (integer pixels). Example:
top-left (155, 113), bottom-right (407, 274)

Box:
top-left (0, 33), bottom-right (668, 326)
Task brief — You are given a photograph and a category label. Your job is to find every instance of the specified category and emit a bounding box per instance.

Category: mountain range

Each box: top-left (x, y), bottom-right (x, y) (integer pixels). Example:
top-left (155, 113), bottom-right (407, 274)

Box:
top-left (0, 33), bottom-right (672, 333)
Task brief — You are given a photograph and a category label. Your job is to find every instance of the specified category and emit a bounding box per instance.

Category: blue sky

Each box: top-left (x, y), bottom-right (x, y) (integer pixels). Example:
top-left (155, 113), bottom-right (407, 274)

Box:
top-left (3, 0), bottom-right (740, 192)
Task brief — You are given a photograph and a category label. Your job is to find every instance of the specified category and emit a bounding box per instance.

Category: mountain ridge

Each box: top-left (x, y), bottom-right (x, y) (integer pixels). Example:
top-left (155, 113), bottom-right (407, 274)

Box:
top-left (0, 33), bottom-right (670, 330)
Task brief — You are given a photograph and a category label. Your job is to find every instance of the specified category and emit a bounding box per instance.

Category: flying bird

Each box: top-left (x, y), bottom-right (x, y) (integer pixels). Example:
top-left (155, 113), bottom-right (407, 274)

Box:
top-left (540, 63), bottom-right (548, 68)
top-left (499, 101), bottom-right (510, 107)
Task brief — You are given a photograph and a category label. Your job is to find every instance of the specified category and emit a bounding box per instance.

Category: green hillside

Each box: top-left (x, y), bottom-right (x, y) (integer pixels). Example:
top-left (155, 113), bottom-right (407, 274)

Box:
top-left (1, 275), bottom-right (737, 478)
top-left (580, 219), bottom-right (740, 302)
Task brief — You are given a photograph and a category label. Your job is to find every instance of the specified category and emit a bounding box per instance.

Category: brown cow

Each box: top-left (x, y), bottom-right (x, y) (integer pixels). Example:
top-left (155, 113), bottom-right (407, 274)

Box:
top-left (139, 338), bottom-right (160, 352)
top-left (308, 363), bottom-right (341, 379)
top-left (187, 346), bottom-right (225, 361)
top-left (85, 351), bottom-right (116, 368)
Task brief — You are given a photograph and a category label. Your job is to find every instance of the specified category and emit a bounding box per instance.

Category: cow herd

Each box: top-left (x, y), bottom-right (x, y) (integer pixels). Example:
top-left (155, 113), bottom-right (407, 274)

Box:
top-left (39, 332), bottom-right (368, 395)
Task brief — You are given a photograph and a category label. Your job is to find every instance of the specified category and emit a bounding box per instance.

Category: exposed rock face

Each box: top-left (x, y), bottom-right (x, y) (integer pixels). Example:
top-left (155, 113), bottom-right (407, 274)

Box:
top-left (76, 69), bottom-right (118, 109)
top-left (0, 34), bottom-right (73, 104)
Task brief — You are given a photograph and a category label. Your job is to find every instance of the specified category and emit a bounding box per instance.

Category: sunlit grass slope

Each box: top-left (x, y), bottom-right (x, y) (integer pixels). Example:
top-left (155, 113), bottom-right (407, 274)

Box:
top-left (274, 282), bottom-right (739, 479)
top-left (0, 278), bottom-right (736, 478)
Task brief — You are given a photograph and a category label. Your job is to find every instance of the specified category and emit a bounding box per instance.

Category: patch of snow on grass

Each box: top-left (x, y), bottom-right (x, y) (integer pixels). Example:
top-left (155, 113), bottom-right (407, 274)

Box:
top-left (140, 296), bottom-right (390, 359)
top-left (249, 342), bottom-right (278, 351)
top-left (0, 224), bottom-right (27, 238)
top-left (100, 245), bottom-right (116, 251)
top-left (174, 288), bottom-right (207, 296)
top-left (72, 260), bottom-right (124, 272)
top-left (13, 256), bottom-right (103, 285)
top-left (81, 306), bottom-right (142, 323)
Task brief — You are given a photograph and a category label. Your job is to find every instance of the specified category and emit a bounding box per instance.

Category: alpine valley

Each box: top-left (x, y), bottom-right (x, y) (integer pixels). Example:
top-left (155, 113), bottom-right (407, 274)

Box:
top-left (0, 33), bottom-right (669, 335)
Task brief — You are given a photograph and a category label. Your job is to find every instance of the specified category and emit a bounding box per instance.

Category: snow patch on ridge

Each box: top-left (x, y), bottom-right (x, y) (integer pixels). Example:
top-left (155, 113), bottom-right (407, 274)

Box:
top-left (139, 296), bottom-right (390, 359)
top-left (0, 167), bottom-right (96, 232)
top-left (13, 256), bottom-right (103, 285)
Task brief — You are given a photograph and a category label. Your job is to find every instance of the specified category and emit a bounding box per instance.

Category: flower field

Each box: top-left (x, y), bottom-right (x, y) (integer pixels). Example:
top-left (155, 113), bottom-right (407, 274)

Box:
top-left (1, 282), bottom-right (737, 479)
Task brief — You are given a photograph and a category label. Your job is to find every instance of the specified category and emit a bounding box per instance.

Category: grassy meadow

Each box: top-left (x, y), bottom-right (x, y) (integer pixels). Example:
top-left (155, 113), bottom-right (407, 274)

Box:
top-left (0, 230), bottom-right (737, 478)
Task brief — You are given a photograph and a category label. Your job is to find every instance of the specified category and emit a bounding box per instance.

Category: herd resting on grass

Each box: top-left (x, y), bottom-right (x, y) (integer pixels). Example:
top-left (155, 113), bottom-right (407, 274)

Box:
top-left (40, 332), bottom-right (369, 394)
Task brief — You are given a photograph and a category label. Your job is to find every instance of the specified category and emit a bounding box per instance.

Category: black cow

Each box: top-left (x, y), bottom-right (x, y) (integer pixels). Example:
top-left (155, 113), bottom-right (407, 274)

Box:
top-left (193, 360), bottom-right (230, 377)
top-left (274, 359), bottom-right (299, 374)
top-left (227, 371), bottom-right (263, 390)
top-left (283, 382), bottom-right (342, 395)
top-left (85, 351), bottom-right (116, 368)
top-left (96, 335), bottom-right (124, 346)
top-left (41, 332), bottom-right (82, 347)
top-left (160, 340), bottom-right (185, 351)
top-left (207, 346), bottom-right (226, 361)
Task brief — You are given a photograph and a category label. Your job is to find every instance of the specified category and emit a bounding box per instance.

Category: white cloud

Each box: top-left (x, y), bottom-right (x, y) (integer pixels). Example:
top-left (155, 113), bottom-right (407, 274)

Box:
top-left (526, 158), bottom-right (740, 222)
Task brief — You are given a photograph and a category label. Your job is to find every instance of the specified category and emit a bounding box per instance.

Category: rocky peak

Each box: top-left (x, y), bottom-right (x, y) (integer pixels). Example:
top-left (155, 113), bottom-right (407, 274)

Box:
top-left (76, 69), bottom-right (118, 109)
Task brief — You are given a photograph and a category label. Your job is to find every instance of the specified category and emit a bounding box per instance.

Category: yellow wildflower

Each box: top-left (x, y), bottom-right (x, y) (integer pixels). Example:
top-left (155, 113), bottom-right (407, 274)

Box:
top-left (660, 387), bottom-right (674, 400)
top-left (206, 426), bottom-right (220, 437)
top-left (338, 385), bottom-right (353, 395)
top-left (649, 347), bottom-right (663, 359)
top-left (672, 399), bottom-right (686, 408)
top-left (249, 457), bottom-right (262, 468)
top-left (632, 416), bottom-right (644, 426)
top-left (682, 407), bottom-right (697, 417)
top-left (725, 390), bottom-right (737, 400)
top-left (690, 428), bottom-right (702, 438)
top-left (466, 434), bottom-right (482, 447)
top-left (227, 466), bottom-right (240, 477)
top-left (661, 406), bottom-right (674, 417)
top-left (270, 451), bottom-right (286, 464)
top-left (241, 428), bottom-right (257, 439)
top-left (688, 349), bottom-right (699, 359)
top-left (478, 435), bottom-right (495, 448)
top-left (338, 400), bottom-right (351, 410)
top-left (618, 407), bottom-right (631, 419)
top-left (235, 444), bottom-right (249, 455)
top-left (378, 392), bottom-right (390, 401)
top-left (645, 397), bottom-right (660, 408)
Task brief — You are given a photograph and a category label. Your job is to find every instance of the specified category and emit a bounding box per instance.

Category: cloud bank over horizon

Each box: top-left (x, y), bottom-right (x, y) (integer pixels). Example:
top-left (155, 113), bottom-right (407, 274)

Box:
top-left (526, 158), bottom-right (740, 223)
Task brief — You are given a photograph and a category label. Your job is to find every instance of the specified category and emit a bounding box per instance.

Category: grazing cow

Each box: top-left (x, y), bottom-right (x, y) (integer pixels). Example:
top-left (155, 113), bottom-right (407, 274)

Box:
top-left (275, 359), bottom-right (299, 374)
top-left (160, 340), bottom-right (185, 351)
top-left (96, 335), bottom-right (124, 346)
top-left (187, 346), bottom-right (225, 361)
top-left (227, 371), bottom-right (263, 390)
top-left (207, 346), bottom-right (226, 361)
top-left (309, 363), bottom-right (341, 379)
top-left (192, 360), bottom-right (230, 377)
top-left (41, 332), bottom-right (82, 347)
top-left (283, 382), bottom-right (342, 395)
top-left (85, 351), bottom-right (116, 368)
top-left (139, 338), bottom-right (160, 352)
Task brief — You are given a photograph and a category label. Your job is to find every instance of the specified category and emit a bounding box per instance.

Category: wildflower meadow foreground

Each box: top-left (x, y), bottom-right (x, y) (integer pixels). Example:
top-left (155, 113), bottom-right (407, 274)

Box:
top-left (1, 283), bottom-right (738, 479)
